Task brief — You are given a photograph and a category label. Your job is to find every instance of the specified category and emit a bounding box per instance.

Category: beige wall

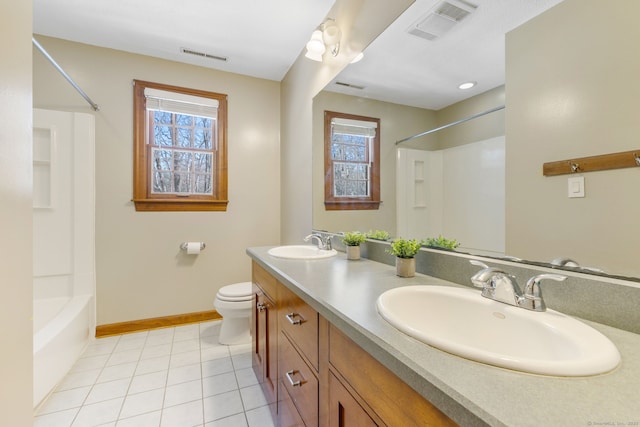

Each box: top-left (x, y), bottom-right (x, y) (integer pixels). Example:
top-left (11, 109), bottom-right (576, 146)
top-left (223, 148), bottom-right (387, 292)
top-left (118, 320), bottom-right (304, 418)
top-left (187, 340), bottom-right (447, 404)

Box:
top-left (33, 37), bottom-right (281, 324)
top-left (506, 0), bottom-right (640, 277)
top-left (0, 0), bottom-right (34, 423)
top-left (280, 0), bottom-right (415, 244)
top-left (312, 91), bottom-right (435, 234)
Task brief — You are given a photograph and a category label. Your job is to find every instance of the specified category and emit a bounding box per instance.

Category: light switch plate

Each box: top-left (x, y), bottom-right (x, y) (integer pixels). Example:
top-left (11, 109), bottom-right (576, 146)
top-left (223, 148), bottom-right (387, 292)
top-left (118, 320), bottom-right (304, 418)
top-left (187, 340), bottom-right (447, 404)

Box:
top-left (568, 176), bottom-right (585, 198)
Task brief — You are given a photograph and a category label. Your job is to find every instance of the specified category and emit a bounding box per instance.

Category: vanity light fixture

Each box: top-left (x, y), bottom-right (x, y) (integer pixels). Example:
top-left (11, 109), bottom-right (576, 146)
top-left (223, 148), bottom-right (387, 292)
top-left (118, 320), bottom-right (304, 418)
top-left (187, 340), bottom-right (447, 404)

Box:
top-left (305, 19), bottom-right (342, 62)
top-left (305, 30), bottom-right (326, 62)
top-left (458, 81), bottom-right (477, 90)
top-left (350, 52), bottom-right (364, 64)
top-left (322, 19), bottom-right (341, 57)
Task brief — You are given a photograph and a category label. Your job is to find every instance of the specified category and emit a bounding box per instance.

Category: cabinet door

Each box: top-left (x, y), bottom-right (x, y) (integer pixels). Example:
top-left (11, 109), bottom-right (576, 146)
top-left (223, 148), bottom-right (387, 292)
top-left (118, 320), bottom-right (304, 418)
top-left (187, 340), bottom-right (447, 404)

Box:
top-left (329, 372), bottom-right (378, 427)
top-left (253, 286), bottom-right (277, 408)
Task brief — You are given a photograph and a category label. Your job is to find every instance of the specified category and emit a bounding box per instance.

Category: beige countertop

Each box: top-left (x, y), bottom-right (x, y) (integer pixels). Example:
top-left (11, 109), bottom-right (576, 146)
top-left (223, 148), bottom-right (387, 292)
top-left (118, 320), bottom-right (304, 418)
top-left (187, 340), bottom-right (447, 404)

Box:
top-left (247, 246), bottom-right (640, 427)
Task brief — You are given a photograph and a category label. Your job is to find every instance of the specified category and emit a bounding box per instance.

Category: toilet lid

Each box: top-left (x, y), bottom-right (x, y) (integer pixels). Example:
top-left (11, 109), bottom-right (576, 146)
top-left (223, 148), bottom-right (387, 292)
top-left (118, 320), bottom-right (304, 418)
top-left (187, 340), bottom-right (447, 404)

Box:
top-left (218, 282), bottom-right (252, 300)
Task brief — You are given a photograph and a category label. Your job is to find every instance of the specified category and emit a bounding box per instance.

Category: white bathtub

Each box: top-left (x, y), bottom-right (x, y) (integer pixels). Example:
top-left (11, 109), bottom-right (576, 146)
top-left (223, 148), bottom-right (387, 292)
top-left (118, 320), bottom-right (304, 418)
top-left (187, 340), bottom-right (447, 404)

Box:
top-left (33, 295), bottom-right (94, 408)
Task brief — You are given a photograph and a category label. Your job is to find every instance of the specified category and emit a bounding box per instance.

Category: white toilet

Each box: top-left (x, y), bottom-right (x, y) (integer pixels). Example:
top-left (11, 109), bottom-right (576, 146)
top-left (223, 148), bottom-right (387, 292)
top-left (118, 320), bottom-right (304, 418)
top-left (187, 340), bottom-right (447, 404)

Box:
top-left (213, 282), bottom-right (253, 345)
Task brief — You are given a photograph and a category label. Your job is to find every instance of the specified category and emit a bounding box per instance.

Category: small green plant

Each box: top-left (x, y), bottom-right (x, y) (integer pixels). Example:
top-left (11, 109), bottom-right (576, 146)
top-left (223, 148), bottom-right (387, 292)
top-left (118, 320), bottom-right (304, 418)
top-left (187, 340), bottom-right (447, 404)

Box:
top-left (341, 231), bottom-right (367, 246)
top-left (421, 235), bottom-right (460, 250)
top-left (366, 230), bottom-right (390, 241)
top-left (386, 238), bottom-right (421, 259)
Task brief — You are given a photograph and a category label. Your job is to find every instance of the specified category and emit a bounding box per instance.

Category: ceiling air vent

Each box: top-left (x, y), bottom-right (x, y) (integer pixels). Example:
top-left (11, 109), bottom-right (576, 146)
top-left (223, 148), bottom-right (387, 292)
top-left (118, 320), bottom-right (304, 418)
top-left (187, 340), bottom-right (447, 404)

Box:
top-left (408, 0), bottom-right (478, 41)
top-left (180, 47), bottom-right (228, 62)
top-left (335, 82), bottom-right (365, 90)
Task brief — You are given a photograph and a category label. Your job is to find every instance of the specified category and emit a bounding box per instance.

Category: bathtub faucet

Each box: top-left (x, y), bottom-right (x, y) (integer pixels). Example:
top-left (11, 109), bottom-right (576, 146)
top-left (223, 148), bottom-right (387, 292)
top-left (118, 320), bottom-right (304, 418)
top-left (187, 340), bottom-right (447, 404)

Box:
top-left (304, 233), bottom-right (333, 250)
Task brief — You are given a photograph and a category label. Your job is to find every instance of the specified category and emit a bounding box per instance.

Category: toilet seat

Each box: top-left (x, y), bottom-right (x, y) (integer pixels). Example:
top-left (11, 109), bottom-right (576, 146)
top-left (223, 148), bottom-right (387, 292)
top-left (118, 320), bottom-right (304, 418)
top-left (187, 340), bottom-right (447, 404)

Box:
top-left (217, 282), bottom-right (252, 302)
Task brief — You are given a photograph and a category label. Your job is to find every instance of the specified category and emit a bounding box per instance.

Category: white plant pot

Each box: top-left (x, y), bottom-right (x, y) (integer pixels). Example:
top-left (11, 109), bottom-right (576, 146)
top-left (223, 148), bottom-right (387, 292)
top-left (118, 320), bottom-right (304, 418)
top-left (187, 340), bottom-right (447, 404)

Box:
top-left (346, 245), bottom-right (361, 260)
top-left (396, 257), bottom-right (415, 277)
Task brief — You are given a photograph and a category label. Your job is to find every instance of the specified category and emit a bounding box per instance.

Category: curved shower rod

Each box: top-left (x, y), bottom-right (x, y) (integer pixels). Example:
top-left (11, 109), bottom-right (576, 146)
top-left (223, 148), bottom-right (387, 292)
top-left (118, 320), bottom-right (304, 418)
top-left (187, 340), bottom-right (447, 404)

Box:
top-left (32, 37), bottom-right (100, 111)
top-left (395, 104), bottom-right (505, 145)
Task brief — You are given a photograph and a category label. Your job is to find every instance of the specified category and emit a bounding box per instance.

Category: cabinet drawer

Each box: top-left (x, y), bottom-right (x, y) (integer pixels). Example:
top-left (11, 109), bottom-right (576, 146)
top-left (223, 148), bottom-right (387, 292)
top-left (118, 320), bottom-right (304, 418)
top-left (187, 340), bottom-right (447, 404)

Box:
top-left (280, 284), bottom-right (319, 370)
top-left (252, 261), bottom-right (278, 298)
top-left (280, 332), bottom-right (318, 426)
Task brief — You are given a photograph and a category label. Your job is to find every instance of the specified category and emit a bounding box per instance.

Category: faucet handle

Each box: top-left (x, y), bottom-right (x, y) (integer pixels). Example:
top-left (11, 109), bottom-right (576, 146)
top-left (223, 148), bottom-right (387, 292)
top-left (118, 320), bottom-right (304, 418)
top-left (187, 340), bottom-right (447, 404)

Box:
top-left (521, 273), bottom-right (567, 311)
top-left (469, 262), bottom-right (509, 289)
top-left (469, 259), bottom-right (489, 269)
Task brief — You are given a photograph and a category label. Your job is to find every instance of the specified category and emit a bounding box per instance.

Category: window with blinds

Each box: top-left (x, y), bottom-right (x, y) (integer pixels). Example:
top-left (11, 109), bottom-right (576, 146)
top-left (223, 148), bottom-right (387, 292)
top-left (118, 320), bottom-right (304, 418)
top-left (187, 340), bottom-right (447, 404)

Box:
top-left (324, 111), bottom-right (381, 210)
top-left (132, 80), bottom-right (228, 211)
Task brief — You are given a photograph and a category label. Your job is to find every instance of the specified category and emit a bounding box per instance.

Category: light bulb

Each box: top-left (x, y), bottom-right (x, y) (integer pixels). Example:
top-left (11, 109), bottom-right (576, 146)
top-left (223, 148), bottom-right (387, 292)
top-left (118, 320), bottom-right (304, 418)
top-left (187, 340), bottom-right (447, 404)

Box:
top-left (305, 30), bottom-right (325, 62)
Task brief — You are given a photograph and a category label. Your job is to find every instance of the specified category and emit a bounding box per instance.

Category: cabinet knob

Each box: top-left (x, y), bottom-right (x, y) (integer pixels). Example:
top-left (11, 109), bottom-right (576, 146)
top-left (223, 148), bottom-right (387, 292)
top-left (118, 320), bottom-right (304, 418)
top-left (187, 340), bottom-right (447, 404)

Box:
top-left (257, 302), bottom-right (266, 312)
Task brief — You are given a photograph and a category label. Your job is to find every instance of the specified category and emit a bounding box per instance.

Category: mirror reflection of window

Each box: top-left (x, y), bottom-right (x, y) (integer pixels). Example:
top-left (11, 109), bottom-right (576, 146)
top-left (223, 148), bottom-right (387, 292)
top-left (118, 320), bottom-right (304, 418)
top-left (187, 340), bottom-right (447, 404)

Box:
top-left (324, 111), bottom-right (381, 210)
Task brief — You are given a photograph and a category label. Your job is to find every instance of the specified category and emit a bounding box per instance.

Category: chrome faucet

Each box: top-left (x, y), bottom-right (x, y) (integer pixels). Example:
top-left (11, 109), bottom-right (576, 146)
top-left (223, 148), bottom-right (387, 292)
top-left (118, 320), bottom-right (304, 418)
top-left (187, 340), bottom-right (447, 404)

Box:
top-left (550, 257), bottom-right (605, 274)
top-left (304, 233), bottom-right (333, 250)
top-left (469, 260), bottom-right (567, 311)
top-left (470, 260), bottom-right (522, 306)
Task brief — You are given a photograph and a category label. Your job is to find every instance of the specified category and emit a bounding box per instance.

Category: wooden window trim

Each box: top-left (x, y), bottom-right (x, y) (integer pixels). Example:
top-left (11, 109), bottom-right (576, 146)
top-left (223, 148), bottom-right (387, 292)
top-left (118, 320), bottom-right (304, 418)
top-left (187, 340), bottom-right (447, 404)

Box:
top-left (132, 80), bottom-right (228, 212)
top-left (324, 111), bottom-right (381, 211)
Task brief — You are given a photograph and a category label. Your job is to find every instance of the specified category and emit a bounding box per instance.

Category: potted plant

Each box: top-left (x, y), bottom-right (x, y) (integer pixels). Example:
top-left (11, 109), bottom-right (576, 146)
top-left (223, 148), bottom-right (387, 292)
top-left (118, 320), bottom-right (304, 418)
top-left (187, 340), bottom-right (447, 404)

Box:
top-left (386, 238), bottom-right (421, 277)
top-left (366, 230), bottom-right (390, 241)
top-left (421, 235), bottom-right (460, 251)
top-left (341, 231), bottom-right (367, 260)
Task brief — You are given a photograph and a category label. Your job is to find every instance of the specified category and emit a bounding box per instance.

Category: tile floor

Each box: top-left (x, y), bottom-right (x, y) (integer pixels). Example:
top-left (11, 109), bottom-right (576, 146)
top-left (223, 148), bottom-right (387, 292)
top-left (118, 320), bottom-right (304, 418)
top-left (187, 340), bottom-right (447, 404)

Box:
top-left (34, 321), bottom-right (275, 427)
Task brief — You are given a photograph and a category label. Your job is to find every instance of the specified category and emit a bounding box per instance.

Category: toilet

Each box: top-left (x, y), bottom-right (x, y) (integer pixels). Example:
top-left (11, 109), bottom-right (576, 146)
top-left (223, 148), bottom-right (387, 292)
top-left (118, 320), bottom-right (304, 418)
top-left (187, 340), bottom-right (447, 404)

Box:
top-left (213, 282), bottom-right (253, 345)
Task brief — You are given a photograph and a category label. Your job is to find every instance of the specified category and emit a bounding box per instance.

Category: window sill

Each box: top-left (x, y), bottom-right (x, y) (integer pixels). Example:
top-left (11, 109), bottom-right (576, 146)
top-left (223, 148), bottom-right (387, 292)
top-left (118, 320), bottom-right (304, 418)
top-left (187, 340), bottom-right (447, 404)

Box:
top-left (133, 198), bottom-right (229, 212)
top-left (324, 200), bottom-right (381, 211)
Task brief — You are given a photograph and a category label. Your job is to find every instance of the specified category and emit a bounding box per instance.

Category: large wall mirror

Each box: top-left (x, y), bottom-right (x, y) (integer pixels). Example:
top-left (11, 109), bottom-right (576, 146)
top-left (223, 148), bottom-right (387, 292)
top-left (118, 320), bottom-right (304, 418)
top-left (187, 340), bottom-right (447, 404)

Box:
top-left (312, 0), bottom-right (640, 280)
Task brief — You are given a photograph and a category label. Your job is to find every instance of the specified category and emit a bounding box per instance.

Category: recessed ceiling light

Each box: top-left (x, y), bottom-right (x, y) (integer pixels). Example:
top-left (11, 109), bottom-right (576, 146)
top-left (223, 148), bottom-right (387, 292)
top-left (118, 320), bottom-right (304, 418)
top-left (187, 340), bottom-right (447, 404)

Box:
top-left (458, 81), bottom-right (476, 90)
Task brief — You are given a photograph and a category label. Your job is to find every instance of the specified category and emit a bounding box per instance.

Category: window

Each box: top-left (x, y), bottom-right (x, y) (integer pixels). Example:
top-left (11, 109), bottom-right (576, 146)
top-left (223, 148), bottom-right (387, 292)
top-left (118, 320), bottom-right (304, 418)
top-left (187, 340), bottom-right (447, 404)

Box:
top-left (324, 111), bottom-right (381, 210)
top-left (133, 80), bottom-right (228, 211)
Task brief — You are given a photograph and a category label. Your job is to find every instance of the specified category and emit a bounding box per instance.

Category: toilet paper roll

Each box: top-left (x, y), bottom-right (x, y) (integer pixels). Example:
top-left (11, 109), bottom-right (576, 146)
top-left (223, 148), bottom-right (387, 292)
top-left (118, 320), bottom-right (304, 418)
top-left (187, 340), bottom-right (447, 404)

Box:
top-left (186, 242), bottom-right (201, 255)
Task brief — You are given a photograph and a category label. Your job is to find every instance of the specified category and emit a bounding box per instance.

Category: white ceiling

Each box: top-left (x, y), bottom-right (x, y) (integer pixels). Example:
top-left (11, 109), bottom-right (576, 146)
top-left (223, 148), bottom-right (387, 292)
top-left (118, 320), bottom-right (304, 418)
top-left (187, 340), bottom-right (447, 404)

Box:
top-left (327, 0), bottom-right (564, 110)
top-left (33, 0), bottom-right (335, 81)
top-left (33, 0), bottom-right (563, 110)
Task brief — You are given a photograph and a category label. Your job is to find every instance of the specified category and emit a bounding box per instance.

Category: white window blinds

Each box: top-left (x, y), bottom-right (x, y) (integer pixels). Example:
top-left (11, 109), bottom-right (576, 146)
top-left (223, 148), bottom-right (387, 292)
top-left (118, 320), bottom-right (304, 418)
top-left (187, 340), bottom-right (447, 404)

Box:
top-left (331, 117), bottom-right (377, 137)
top-left (144, 88), bottom-right (219, 118)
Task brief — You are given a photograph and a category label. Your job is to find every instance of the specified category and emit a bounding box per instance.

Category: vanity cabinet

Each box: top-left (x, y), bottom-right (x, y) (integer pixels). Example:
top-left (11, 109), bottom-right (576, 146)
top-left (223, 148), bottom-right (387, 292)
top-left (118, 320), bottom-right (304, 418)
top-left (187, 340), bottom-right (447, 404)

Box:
top-left (251, 261), bottom-right (456, 427)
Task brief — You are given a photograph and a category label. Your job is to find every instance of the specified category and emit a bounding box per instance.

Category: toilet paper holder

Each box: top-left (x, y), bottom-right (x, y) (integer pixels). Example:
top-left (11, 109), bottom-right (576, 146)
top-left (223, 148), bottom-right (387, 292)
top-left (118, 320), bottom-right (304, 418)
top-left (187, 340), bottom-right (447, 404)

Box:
top-left (180, 242), bottom-right (206, 251)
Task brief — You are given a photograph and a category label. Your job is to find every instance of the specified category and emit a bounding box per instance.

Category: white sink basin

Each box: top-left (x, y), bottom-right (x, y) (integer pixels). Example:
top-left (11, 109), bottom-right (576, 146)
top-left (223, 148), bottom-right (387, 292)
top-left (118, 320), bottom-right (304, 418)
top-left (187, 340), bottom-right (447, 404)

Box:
top-left (377, 285), bottom-right (620, 376)
top-left (268, 245), bottom-right (337, 260)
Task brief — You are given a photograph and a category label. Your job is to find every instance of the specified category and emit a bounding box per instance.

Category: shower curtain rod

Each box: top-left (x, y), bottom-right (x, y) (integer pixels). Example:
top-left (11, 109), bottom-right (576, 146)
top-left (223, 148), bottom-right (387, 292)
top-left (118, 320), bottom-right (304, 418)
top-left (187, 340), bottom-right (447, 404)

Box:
top-left (32, 37), bottom-right (100, 111)
top-left (395, 104), bottom-right (505, 145)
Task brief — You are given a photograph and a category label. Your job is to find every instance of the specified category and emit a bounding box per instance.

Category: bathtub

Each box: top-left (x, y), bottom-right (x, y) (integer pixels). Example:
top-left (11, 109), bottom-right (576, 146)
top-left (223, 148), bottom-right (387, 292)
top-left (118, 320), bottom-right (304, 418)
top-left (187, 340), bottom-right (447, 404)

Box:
top-left (33, 295), bottom-right (94, 408)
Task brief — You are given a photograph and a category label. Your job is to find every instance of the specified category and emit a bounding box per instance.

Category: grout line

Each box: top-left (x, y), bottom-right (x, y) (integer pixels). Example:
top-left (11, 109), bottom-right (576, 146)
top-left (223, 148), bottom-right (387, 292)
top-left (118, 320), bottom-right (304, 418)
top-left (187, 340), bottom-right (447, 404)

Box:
top-left (36, 320), bottom-right (260, 427)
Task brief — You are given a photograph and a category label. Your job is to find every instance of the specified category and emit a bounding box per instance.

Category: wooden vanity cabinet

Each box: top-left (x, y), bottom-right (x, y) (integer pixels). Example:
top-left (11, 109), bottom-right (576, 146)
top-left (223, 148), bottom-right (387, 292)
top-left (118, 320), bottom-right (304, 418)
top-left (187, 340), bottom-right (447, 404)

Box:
top-left (251, 262), bottom-right (278, 416)
top-left (251, 261), bottom-right (457, 427)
